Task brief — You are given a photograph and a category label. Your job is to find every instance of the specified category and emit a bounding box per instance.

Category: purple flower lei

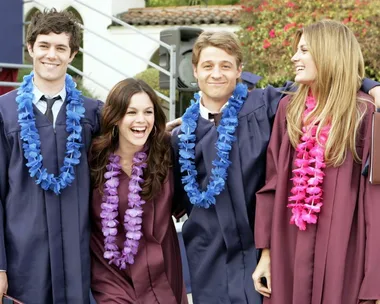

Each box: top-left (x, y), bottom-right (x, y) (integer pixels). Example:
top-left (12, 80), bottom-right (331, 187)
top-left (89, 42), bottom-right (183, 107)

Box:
top-left (101, 151), bottom-right (147, 269)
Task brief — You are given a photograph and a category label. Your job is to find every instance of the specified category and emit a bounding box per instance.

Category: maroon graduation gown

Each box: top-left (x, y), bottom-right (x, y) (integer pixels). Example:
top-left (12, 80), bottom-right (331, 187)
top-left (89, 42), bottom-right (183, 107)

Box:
top-left (90, 170), bottom-right (187, 304)
top-left (255, 93), bottom-right (380, 304)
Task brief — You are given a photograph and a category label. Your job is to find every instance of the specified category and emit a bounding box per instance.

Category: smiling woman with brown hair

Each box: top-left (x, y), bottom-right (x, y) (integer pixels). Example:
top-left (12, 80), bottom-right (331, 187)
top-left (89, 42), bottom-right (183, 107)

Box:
top-left (90, 78), bottom-right (187, 304)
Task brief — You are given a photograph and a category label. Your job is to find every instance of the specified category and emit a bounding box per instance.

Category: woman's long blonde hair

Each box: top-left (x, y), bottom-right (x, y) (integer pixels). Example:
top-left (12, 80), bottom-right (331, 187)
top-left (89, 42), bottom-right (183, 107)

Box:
top-left (287, 20), bottom-right (367, 167)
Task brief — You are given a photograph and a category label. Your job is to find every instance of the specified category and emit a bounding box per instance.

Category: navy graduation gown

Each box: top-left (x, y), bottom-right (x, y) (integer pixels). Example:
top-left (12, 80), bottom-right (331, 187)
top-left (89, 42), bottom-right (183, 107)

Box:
top-left (0, 90), bottom-right (102, 304)
top-left (172, 83), bottom-right (294, 304)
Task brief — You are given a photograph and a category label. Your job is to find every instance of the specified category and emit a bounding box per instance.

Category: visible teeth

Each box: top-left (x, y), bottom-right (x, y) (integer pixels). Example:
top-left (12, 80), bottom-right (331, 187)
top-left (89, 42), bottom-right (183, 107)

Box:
top-left (296, 67), bottom-right (304, 71)
top-left (132, 127), bottom-right (146, 131)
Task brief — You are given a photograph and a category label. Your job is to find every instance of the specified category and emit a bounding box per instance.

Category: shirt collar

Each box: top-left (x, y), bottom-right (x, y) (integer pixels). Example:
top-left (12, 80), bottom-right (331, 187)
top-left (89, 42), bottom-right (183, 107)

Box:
top-left (32, 78), bottom-right (67, 105)
top-left (198, 91), bottom-right (228, 120)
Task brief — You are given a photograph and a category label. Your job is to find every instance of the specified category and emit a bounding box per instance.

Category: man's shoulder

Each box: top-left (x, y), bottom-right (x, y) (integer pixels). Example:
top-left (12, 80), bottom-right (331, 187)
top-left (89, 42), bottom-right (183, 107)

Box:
top-left (171, 125), bottom-right (181, 141)
top-left (81, 95), bottom-right (103, 121)
top-left (0, 89), bottom-right (18, 103)
top-left (0, 89), bottom-right (18, 116)
top-left (239, 88), bottom-right (267, 117)
top-left (81, 95), bottom-right (103, 110)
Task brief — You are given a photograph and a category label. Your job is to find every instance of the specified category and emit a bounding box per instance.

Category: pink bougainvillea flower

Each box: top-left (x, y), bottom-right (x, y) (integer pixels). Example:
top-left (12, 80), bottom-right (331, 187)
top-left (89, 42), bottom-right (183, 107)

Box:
top-left (284, 22), bottom-right (297, 32)
top-left (286, 1), bottom-right (296, 8)
top-left (263, 39), bottom-right (271, 49)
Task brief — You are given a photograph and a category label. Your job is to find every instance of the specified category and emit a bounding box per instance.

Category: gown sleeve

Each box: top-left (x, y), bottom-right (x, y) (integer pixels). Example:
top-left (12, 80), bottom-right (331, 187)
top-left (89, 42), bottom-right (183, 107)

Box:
top-left (358, 109), bottom-right (380, 301)
top-left (254, 96), bottom-right (289, 249)
top-left (94, 100), bottom-right (103, 136)
top-left (262, 81), bottom-right (295, 121)
top-left (0, 117), bottom-right (9, 270)
top-left (170, 127), bottom-right (186, 219)
top-left (361, 78), bottom-right (379, 94)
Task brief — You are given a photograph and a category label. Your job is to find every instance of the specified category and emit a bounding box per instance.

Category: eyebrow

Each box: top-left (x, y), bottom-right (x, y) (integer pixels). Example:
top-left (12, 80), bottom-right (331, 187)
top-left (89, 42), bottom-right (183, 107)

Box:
top-left (37, 41), bottom-right (69, 48)
top-left (201, 60), bottom-right (233, 65)
top-left (127, 106), bottom-right (154, 110)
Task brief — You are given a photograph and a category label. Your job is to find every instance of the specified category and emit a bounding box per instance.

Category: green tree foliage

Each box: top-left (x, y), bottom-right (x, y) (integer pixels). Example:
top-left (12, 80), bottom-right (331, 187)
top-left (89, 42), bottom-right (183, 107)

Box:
top-left (135, 68), bottom-right (170, 102)
top-left (135, 68), bottom-right (171, 118)
top-left (238, 0), bottom-right (380, 87)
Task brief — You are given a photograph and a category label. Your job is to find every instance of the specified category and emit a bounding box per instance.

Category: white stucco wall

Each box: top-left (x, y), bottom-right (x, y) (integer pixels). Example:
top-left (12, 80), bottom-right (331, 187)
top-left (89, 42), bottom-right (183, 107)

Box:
top-left (83, 24), bottom-right (239, 101)
top-left (23, 0), bottom-right (239, 102)
top-left (111, 0), bottom-right (145, 15)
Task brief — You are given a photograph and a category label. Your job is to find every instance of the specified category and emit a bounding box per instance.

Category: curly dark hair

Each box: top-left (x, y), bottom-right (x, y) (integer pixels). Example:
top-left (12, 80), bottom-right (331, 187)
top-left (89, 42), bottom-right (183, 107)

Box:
top-left (26, 8), bottom-right (81, 55)
top-left (90, 78), bottom-right (172, 201)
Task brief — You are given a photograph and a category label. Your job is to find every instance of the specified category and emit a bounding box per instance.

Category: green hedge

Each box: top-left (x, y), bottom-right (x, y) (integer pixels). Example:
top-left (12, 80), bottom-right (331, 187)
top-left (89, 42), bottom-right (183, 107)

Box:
top-left (238, 0), bottom-right (380, 87)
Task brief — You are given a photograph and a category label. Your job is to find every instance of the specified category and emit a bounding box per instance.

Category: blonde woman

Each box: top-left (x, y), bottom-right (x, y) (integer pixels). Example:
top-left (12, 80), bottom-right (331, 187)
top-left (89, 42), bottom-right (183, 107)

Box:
top-left (253, 20), bottom-right (380, 304)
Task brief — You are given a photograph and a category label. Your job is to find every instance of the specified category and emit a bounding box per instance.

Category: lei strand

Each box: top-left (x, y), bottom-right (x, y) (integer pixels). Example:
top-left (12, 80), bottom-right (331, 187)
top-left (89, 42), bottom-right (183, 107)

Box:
top-left (287, 95), bottom-right (331, 230)
top-left (178, 83), bottom-right (248, 208)
top-left (101, 151), bottom-right (147, 269)
top-left (16, 72), bottom-right (85, 195)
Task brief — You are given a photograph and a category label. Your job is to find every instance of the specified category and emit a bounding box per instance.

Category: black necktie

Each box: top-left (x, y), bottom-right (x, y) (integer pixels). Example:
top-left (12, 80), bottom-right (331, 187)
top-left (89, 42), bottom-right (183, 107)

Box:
top-left (40, 95), bottom-right (60, 123)
top-left (208, 112), bottom-right (222, 126)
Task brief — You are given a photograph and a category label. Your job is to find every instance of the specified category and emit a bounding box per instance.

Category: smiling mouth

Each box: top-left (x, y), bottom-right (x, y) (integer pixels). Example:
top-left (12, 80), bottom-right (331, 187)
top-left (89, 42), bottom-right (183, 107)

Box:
top-left (131, 127), bottom-right (147, 135)
top-left (295, 66), bottom-right (305, 72)
top-left (42, 63), bottom-right (59, 67)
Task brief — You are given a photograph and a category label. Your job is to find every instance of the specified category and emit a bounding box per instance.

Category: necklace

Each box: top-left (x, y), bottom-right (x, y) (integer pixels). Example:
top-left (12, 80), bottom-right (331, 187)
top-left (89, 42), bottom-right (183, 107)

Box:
top-left (178, 83), bottom-right (248, 208)
top-left (101, 151), bottom-right (147, 269)
top-left (16, 72), bottom-right (85, 195)
top-left (287, 95), bottom-right (330, 230)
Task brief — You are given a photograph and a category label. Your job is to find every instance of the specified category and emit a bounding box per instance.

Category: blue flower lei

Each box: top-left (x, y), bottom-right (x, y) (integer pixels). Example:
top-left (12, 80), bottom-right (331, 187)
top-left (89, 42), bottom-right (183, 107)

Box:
top-left (15, 72), bottom-right (85, 195)
top-left (178, 83), bottom-right (248, 208)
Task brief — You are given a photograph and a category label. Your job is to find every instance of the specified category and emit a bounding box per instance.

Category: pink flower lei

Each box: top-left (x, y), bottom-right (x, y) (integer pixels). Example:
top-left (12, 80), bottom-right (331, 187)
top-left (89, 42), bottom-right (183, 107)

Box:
top-left (287, 95), bottom-right (331, 230)
top-left (101, 151), bottom-right (147, 269)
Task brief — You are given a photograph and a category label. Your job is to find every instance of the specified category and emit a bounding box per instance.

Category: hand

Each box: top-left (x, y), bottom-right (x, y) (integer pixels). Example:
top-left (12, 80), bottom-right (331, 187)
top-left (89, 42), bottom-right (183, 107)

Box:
top-left (166, 117), bottom-right (182, 132)
top-left (252, 249), bottom-right (272, 298)
top-left (0, 271), bottom-right (8, 299)
top-left (368, 86), bottom-right (380, 108)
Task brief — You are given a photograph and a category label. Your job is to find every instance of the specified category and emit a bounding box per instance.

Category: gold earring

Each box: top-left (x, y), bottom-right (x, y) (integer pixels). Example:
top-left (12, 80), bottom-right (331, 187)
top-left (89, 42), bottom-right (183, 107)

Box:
top-left (112, 125), bottom-right (118, 138)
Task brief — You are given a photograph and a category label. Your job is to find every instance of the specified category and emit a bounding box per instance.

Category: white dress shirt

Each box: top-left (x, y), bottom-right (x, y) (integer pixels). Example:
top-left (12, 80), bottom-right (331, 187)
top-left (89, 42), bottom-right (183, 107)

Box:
top-left (32, 81), bottom-right (66, 128)
top-left (198, 92), bottom-right (228, 121)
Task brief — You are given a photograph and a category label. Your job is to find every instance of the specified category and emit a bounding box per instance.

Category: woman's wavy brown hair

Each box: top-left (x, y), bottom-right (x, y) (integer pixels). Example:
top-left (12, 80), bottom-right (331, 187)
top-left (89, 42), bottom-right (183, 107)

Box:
top-left (90, 78), bottom-right (171, 201)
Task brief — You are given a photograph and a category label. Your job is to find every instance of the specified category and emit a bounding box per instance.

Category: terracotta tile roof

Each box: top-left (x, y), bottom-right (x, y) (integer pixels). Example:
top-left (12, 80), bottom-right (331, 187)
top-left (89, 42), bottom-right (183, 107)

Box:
top-left (117, 5), bottom-right (241, 26)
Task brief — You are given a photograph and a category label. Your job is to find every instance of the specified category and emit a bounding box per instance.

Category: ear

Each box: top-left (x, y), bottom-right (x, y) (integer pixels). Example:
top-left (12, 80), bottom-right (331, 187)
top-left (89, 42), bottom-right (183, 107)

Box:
top-left (236, 64), bottom-right (242, 79)
top-left (68, 50), bottom-right (78, 63)
top-left (27, 43), bottom-right (34, 58)
top-left (193, 64), bottom-right (198, 80)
